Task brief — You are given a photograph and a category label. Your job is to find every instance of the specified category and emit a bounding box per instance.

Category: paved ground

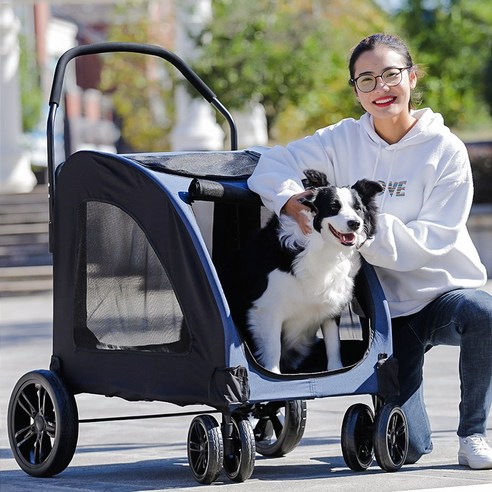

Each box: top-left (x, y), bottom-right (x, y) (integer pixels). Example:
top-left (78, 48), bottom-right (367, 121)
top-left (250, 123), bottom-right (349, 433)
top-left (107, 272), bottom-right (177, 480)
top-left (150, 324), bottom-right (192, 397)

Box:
top-left (1, 290), bottom-right (491, 492)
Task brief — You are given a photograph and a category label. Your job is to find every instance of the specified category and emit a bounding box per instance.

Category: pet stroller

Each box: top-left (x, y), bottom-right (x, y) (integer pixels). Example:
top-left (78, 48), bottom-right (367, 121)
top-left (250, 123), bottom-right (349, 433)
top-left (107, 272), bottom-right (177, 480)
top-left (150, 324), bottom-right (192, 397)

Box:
top-left (7, 43), bottom-right (408, 484)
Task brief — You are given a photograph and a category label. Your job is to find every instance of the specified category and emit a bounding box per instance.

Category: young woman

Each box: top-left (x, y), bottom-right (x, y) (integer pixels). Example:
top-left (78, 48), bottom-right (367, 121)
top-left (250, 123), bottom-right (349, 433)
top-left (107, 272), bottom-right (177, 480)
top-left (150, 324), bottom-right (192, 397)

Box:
top-left (247, 33), bottom-right (492, 469)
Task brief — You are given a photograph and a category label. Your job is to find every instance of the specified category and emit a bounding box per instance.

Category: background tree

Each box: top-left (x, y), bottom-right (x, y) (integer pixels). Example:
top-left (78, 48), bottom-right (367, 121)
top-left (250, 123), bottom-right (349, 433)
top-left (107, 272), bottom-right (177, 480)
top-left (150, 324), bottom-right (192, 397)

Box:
top-left (100, 1), bottom-right (176, 151)
top-left (98, 0), bottom-right (492, 148)
top-left (192, 0), bottom-right (392, 143)
top-left (396, 0), bottom-right (492, 132)
top-left (19, 34), bottom-right (43, 132)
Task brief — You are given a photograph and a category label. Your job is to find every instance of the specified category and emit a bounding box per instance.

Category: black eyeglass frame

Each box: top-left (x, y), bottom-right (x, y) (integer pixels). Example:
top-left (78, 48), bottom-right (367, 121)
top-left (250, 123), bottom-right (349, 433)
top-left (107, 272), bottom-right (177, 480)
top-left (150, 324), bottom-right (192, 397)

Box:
top-left (350, 66), bottom-right (413, 93)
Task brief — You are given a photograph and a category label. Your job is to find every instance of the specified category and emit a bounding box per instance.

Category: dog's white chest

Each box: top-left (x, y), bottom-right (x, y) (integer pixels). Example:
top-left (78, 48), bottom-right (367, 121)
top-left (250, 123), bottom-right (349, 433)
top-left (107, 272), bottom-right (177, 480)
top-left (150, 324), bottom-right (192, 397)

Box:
top-left (256, 253), bottom-right (357, 325)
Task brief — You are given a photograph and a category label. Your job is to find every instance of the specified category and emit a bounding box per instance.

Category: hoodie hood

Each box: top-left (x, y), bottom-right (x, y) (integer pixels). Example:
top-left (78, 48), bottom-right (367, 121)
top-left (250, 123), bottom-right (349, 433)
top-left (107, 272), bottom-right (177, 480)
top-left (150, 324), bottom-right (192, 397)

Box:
top-left (359, 107), bottom-right (448, 150)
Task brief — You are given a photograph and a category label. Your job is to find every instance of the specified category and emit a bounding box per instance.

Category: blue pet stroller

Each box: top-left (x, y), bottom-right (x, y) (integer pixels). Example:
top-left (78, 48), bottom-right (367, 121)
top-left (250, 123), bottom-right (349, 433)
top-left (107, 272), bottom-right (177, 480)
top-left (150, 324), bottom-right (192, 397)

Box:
top-left (7, 43), bottom-right (408, 484)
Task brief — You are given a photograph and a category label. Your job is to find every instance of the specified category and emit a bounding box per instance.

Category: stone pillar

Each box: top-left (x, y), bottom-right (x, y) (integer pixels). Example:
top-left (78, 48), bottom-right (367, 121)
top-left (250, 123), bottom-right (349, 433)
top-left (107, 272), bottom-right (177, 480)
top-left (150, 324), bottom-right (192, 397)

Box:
top-left (170, 0), bottom-right (224, 151)
top-left (171, 0), bottom-right (225, 254)
top-left (0, 2), bottom-right (36, 193)
top-left (231, 102), bottom-right (269, 149)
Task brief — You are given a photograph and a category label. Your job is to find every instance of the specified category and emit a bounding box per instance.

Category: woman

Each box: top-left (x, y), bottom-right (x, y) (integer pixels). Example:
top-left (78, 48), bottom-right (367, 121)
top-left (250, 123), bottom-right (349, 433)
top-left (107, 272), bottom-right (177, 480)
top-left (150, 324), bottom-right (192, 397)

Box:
top-left (247, 33), bottom-right (492, 469)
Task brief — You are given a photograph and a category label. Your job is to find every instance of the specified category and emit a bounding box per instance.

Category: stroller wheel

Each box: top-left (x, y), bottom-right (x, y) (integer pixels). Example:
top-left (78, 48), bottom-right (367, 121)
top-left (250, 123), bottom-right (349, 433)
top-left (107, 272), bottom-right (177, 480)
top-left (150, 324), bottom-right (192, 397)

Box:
top-left (187, 414), bottom-right (223, 484)
top-left (223, 414), bottom-right (256, 482)
top-left (373, 404), bottom-right (408, 471)
top-left (341, 403), bottom-right (375, 471)
top-left (7, 370), bottom-right (78, 477)
top-left (250, 400), bottom-right (306, 457)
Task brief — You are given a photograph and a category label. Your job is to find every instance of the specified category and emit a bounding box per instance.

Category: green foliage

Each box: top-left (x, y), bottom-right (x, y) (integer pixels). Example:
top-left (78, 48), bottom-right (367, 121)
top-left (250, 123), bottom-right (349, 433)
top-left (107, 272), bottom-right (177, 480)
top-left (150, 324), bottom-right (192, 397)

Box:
top-left (97, 0), bottom-right (492, 148)
top-left (19, 34), bottom-right (43, 132)
top-left (100, 1), bottom-right (175, 151)
top-left (396, 0), bottom-right (492, 129)
top-left (192, 0), bottom-right (393, 142)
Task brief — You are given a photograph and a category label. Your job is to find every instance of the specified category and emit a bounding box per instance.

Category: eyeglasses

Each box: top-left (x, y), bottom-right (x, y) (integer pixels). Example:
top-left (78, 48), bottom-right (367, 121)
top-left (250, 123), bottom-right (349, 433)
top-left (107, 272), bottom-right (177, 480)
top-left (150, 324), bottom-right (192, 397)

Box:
top-left (350, 66), bottom-right (413, 93)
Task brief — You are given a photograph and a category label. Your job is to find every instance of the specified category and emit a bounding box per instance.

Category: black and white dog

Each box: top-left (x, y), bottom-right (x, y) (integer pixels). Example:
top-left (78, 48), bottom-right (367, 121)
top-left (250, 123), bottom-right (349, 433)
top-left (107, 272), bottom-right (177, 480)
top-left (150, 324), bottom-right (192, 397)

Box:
top-left (220, 170), bottom-right (382, 374)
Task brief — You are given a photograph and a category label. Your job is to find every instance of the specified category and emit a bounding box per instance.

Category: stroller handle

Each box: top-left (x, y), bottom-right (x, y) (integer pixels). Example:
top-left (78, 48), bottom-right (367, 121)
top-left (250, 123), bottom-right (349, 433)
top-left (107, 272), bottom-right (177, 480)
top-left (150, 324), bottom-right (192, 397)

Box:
top-left (49, 42), bottom-right (218, 106)
top-left (47, 42), bottom-right (238, 252)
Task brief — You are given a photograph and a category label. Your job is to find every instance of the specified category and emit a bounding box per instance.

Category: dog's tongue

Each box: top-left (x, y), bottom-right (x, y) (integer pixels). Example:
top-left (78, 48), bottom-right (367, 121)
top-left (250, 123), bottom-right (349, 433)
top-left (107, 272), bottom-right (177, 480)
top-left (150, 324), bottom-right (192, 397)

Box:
top-left (329, 224), bottom-right (356, 246)
top-left (340, 232), bottom-right (356, 246)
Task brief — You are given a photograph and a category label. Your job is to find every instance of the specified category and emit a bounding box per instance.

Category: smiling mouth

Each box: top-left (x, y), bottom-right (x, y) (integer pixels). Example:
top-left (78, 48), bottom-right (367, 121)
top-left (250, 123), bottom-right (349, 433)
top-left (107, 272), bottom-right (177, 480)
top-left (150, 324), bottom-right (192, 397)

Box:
top-left (329, 225), bottom-right (357, 246)
top-left (373, 96), bottom-right (396, 107)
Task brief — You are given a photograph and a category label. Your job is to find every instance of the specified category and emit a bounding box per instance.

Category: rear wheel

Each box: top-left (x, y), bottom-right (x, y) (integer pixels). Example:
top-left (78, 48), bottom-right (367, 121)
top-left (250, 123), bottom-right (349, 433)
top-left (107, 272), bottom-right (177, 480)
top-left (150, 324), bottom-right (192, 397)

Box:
top-left (341, 403), bottom-right (374, 471)
top-left (187, 414), bottom-right (223, 484)
top-left (7, 370), bottom-right (78, 477)
top-left (250, 400), bottom-right (306, 457)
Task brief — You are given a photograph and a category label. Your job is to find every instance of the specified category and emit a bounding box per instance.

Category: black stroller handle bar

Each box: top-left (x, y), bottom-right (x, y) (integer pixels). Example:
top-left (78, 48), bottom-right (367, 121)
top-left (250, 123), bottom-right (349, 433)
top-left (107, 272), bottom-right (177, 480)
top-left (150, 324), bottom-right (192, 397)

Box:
top-left (49, 42), bottom-right (217, 106)
top-left (47, 42), bottom-right (238, 252)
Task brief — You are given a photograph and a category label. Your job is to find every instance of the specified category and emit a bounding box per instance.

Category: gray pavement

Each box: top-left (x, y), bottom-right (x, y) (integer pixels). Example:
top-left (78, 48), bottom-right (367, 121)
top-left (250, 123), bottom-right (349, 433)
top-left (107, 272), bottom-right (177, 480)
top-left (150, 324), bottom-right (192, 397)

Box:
top-left (1, 288), bottom-right (492, 491)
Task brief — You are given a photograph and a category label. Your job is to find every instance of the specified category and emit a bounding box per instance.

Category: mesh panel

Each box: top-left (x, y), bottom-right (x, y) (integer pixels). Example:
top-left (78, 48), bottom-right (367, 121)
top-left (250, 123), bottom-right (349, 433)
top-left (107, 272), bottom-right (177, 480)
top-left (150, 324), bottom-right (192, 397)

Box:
top-left (80, 201), bottom-right (189, 352)
top-left (128, 150), bottom-right (259, 179)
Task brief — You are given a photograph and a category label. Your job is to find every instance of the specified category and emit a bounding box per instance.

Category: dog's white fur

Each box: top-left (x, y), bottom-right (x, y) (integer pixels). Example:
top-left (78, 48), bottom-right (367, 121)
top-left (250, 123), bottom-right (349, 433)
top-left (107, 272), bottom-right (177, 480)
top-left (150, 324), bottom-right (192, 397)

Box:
top-left (247, 187), bottom-right (368, 374)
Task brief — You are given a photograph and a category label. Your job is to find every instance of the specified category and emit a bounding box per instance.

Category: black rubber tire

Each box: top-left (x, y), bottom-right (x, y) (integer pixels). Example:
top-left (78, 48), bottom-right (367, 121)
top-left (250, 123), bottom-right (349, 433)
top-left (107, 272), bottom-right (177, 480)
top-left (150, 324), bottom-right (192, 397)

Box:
top-left (341, 403), bottom-right (375, 471)
top-left (373, 404), bottom-right (408, 472)
top-left (250, 400), bottom-right (307, 457)
top-left (187, 414), bottom-right (224, 484)
top-left (7, 370), bottom-right (78, 477)
top-left (223, 415), bottom-right (256, 482)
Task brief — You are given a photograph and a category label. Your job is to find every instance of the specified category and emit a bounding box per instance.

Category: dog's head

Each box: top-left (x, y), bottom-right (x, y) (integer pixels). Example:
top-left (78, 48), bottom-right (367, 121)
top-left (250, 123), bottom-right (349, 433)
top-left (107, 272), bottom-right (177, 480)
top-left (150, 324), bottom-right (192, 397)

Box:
top-left (301, 170), bottom-right (383, 248)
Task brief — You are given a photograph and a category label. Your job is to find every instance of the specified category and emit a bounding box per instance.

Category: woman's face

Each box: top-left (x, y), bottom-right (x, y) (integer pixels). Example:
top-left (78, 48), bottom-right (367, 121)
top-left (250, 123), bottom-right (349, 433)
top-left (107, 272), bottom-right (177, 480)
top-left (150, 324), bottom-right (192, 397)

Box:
top-left (352, 46), bottom-right (416, 123)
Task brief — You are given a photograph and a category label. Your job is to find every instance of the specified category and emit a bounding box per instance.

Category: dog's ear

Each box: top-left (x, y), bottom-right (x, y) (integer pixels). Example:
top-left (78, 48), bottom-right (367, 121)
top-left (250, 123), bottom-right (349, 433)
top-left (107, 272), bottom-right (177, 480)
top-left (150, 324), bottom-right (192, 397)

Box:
top-left (352, 179), bottom-right (383, 203)
top-left (352, 179), bottom-right (383, 239)
top-left (299, 190), bottom-right (318, 215)
top-left (302, 169), bottom-right (329, 189)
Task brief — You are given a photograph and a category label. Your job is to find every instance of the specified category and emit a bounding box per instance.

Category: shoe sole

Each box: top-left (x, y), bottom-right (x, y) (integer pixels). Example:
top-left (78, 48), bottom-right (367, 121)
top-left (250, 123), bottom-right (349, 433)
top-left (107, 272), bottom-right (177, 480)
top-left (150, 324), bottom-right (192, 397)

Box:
top-left (458, 454), bottom-right (492, 470)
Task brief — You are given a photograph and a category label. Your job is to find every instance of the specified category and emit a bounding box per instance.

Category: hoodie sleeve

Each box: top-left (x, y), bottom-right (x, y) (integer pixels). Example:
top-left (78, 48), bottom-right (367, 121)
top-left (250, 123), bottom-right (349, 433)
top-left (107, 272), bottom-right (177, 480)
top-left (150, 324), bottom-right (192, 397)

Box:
top-left (360, 145), bottom-right (474, 272)
top-left (248, 132), bottom-right (335, 216)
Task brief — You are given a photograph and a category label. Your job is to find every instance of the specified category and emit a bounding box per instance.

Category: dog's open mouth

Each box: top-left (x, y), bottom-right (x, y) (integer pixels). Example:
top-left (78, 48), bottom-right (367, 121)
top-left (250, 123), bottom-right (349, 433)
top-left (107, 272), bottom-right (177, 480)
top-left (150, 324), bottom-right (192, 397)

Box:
top-left (329, 225), bottom-right (357, 246)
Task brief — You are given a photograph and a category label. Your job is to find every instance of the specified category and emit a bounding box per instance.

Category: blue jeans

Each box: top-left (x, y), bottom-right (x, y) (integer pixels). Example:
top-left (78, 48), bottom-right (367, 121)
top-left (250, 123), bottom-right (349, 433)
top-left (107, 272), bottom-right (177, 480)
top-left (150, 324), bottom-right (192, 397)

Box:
top-left (387, 289), bottom-right (492, 463)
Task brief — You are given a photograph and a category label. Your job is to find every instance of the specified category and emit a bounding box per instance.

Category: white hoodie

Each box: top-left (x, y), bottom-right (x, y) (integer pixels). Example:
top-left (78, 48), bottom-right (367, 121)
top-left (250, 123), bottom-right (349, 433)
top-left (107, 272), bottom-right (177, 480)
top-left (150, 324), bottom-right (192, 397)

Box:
top-left (247, 108), bottom-right (487, 317)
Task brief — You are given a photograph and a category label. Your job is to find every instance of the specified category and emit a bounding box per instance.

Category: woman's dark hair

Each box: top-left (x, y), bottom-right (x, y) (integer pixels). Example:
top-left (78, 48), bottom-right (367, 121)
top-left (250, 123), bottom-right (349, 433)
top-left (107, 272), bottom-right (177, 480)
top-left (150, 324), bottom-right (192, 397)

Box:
top-left (349, 33), bottom-right (422, 108)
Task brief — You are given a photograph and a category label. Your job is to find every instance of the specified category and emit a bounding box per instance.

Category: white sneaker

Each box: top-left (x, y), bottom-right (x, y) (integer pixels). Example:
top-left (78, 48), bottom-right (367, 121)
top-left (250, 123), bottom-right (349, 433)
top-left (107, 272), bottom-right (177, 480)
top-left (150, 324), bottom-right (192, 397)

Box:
top-left (458, 434), bottom-right (492, 469)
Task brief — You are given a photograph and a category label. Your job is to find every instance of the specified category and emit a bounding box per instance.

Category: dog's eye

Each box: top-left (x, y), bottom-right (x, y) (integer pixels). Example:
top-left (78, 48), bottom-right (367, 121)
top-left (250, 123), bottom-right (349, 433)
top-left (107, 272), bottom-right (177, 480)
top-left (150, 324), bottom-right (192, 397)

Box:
top-left (352, 198), bottom-right (362, 211)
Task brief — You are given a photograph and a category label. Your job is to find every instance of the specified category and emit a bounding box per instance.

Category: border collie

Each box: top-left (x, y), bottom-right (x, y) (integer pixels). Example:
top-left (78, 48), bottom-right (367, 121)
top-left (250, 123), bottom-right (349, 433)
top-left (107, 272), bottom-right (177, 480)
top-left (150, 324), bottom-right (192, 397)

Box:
top-left (221, 170), bottom-right (382, 374)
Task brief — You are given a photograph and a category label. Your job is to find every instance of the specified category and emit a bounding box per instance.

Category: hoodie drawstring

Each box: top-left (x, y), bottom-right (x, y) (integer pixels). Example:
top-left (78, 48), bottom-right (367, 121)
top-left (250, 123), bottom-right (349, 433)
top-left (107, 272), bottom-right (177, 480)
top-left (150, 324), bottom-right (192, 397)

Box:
top-left (380, 149), bottom-right (396, 211)
top-left (371, 143), bottom-right (382, 181)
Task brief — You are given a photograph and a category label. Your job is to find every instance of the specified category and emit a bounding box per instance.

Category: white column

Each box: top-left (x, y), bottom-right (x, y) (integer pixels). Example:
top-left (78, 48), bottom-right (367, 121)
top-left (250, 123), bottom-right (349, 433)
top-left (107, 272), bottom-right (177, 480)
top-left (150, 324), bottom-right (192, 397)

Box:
top-left (0, 2), bottom-right (36, 193)
top-left (231, 102), bottom-right (269, 149)
top-left (171, 0), bottom-right (225, 255)
top-left (170, 0), bottom-right (224, 151)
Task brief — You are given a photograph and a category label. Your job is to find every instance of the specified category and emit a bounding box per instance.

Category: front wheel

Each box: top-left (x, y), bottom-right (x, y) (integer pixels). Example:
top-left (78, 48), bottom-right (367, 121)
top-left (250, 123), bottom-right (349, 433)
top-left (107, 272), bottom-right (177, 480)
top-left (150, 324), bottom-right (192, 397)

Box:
top-left (373, 404), bottom-right (408, 471)
top-left (223, 415), bottom-right (256, 482)
top-left (7, 370), bottom-right (78, 477)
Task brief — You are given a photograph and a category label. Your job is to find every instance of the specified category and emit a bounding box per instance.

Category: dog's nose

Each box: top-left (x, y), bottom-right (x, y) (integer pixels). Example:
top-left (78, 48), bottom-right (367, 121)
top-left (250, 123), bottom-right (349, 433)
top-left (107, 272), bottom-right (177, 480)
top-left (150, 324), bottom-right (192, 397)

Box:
top-left (347, 220), bottom-right (360, 231)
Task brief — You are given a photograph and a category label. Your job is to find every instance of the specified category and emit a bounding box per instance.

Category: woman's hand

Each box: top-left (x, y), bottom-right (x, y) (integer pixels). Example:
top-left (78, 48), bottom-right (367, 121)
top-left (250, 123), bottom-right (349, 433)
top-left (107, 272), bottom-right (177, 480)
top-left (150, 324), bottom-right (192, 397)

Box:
top-left (282, 191), bottom-right (314, 235)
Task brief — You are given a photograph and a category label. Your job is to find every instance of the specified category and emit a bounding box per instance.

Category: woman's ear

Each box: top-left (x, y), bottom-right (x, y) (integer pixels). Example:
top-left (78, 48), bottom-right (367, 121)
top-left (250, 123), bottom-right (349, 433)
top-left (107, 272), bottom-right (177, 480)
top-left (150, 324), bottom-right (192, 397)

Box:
top-left (409, 69), bottom-right (417, 89)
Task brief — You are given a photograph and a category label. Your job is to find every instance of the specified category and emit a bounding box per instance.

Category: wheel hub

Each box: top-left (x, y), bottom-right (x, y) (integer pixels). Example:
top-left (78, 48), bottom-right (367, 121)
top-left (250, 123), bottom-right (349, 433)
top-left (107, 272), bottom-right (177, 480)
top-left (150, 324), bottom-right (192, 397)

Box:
top-left (34, 414), bottom-right (46, 433)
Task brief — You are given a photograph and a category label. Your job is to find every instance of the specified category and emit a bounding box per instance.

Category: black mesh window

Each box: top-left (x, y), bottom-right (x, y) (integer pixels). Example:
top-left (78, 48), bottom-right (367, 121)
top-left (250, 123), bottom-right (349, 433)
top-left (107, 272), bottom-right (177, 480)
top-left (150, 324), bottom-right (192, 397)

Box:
top-left (75, 201), bottom-right (190, 352)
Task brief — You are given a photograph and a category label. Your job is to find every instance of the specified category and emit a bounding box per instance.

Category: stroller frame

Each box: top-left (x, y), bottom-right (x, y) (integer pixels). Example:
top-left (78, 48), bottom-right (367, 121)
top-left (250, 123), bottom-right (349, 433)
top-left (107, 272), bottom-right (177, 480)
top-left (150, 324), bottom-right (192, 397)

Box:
top-left (7, 43), bottom-right (408, 484)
